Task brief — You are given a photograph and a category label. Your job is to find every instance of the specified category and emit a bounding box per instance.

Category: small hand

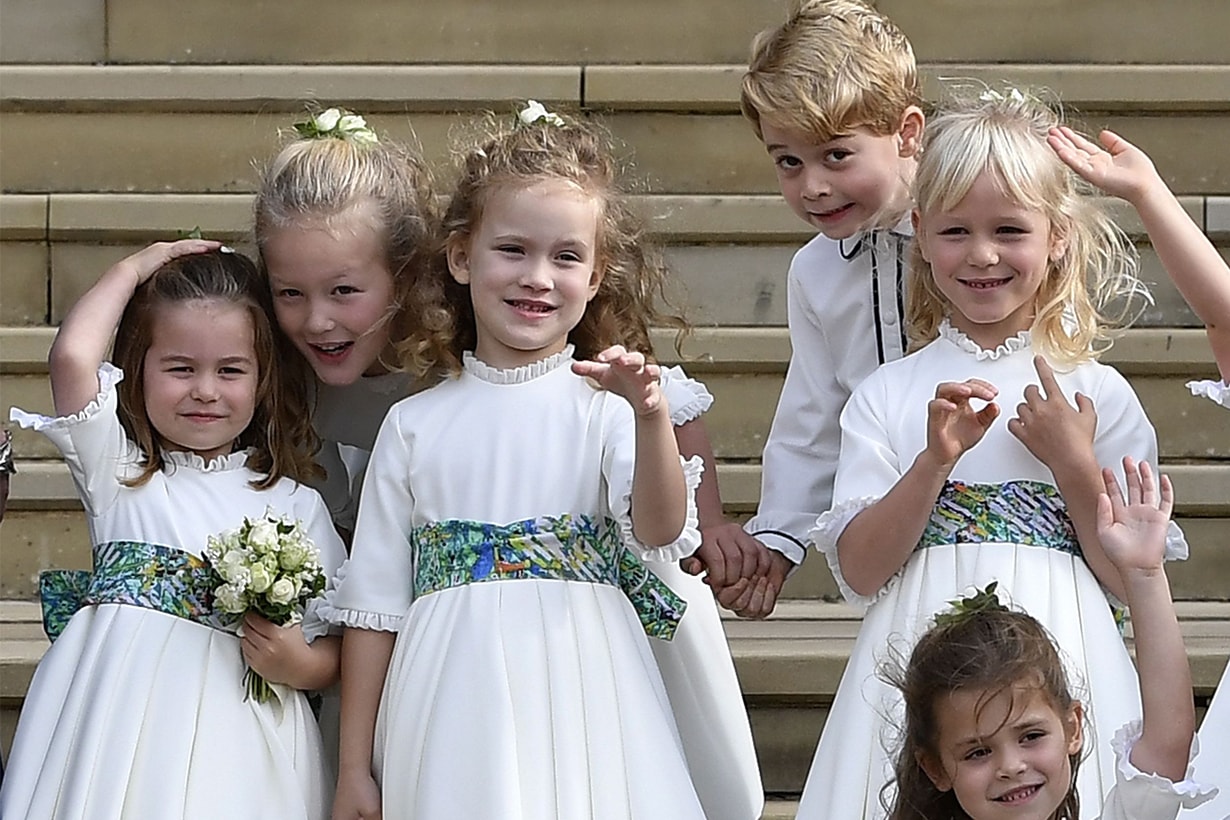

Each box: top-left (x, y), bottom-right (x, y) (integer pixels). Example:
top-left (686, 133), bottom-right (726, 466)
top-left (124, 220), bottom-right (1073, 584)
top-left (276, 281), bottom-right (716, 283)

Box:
top-left (926, 379), bottom-right (1000, 468)
top-left (1007, 356), bottom-right (1097, 475)
top-left (1047, 126), bottom-right (1161, 204)
top-left (332, 770), bottom-right (383, 820)
top-left (110, 239), bottom-right (223, 287)
top-left (572, 345), bottom-right (665, 418)
top-left (240, 613), bottom-right (313, 687)
top-left (1096, 457), bottom-right (1173, 576)
top-left (682, 522), bottom-right (772, 589)
top-left (714, 549), bottom-right (793, 619)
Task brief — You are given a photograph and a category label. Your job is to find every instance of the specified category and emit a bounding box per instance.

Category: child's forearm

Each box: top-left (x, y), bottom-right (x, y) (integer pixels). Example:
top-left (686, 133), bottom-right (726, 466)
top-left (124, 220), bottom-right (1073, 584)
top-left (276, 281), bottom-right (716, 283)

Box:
top-left (48, 266), bottom-right (141, 416)
top-left (1050, 460), bottom-right (1129, 601)
top-left (836, 451), bottom-right (951, 596)
top-left (673, 418), bottom-right (724, 529)
top-left (631, 407), bottom-right (689, 546)
top-left (1132, 178), bottom-right (1230, 376)
top-left (337, 628), bottom-right (396, 777)
top-left (1122, 566), bottom-right (1193, 781)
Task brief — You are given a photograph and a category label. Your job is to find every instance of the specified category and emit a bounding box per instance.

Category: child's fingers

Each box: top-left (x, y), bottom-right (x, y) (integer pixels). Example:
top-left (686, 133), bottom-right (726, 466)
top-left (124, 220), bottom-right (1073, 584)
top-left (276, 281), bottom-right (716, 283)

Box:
top-left (1098, 128), bottom-right (1136, 156)
top-left (1122, 455), bottom-right (1143, 504)
top-left (974, 401), bottom-right (1000, 428)
top-left (1137, 459), bottom-right (1158, 507)
top-left (1158, 473), bottom-right (1175, 519)
top-left (1032, 355), bottom-right (1065, 400)
top-left (1095, 492), bottom-right (1114, 535)
top-left (1102, 466), bottom-right (1127, 516)
top-left (1059, 125), bottom-right (1103, 155)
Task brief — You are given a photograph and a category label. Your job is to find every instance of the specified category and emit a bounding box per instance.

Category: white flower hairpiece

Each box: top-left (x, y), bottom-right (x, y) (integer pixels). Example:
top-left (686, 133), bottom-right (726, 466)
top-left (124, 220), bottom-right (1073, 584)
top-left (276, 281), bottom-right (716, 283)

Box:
top-left (294, 107), bottom-right (379, 145)
top-left (519, 100), bottom-right (565, 127)
top-left (978, 87), bottom-right (1028, 104)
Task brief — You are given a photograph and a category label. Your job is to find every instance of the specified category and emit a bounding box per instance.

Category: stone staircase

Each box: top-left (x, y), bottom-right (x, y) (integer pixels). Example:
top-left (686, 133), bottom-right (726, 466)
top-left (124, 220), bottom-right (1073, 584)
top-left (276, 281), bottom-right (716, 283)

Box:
top-left (2, 1), bottom-right (1228, 816)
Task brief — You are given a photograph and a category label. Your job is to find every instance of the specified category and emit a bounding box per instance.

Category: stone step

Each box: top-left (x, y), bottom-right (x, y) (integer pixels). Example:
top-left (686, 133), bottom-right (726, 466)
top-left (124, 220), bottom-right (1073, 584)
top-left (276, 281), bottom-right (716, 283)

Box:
top-left (5, 0), bottom-right (1228, 64)
top-left (2, 194), bottom-right (1227, 327)
top-left (2, 600), bottom-right (1227, 795)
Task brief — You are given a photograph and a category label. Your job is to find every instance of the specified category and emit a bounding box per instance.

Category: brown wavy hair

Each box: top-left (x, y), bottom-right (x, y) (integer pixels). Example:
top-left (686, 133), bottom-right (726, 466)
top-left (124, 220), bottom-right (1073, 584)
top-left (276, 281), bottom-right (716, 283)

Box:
top-left (112, 250), bottom-right (321, 489)
top-left (741, 0), bottom-right (920, 142)
top-left (881, 606), bottom-right (1083, 820)
top-left (399, 108), bottom-right (684, 380)
top-left (253, 115), bottom-right (437, 375)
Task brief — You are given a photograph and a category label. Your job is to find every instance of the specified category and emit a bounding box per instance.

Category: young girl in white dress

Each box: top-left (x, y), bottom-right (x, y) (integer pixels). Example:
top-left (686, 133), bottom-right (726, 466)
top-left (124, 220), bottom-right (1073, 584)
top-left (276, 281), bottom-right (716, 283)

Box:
top-left (257, 106), bottom-right (762, 819)
top-left (325, 106), bottom-right (712, 819)
top-left (1049, 122), bottom-right (1230, 815)
top-left (798, 89), bottom-right (1186, 819)
top-left (1, 242), bottom-right (347, 819)
top-left (887, 460), bottom-right (1215, 820)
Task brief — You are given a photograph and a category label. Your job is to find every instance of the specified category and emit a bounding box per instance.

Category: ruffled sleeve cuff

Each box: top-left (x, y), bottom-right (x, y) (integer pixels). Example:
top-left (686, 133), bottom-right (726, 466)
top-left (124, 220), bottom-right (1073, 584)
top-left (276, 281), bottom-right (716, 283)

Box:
top-left (1163, 520), bottom-right (1189, 562)
top-left (808, 495), bottom-right (887, 608)
top-left (658, 366), bottom-right (714, 426)
top-left (313, 559), bottom-right (406, 633)
top-left (1109, 721), bottom-right (1218, 810)
top-left (619, 455), bottom-right (704, 562)
top-left (1187, 379), bottom-right (1230, 409)
top-left (10, 362), bottom-right (124, 431)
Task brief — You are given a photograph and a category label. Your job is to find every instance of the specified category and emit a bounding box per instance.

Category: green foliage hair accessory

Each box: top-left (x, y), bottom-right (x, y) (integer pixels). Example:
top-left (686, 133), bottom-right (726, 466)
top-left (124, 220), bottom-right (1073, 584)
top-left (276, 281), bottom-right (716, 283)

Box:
top-left (518, 100), bottom-right (565, 127)
top-left (293, 107), bottom-right (379, 146)
top-left (933, 582), bottom-right (1007, 629)
top-left (176, 226), bottom-right (204, 240)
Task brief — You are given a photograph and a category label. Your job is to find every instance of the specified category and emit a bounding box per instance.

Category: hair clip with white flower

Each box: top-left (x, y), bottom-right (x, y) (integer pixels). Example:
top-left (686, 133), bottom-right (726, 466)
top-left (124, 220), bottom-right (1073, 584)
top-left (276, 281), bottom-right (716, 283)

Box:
top-left (294, 107), bottom-right (379, 145)
top-left (519, 100), bottom-right (566, 127)
top-left (978, 87), bottom-right (1028, 104)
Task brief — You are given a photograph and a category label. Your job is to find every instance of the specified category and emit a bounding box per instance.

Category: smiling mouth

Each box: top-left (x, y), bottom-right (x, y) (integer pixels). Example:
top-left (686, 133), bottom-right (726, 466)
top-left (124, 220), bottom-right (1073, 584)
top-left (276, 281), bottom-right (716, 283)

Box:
top-left (811, 203), bottom-right (854, 221)
top-left (310, 341), bottom-right (353, 357)
top-left (993, 784), bottom-right (1042, 804)
top-left (182, 413), bottom-right (225, 422)
top-left (507, 300), bottom-right (555, 314)
top-left (961, 277), bottom-right (1012, 290)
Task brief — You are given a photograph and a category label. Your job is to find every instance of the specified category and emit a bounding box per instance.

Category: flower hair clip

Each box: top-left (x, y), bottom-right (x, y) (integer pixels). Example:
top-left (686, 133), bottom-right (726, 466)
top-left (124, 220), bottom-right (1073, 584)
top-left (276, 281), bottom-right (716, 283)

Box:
top-left (932, 582), bottom-right (1008, 628)
top-left (293, 107), bottom-right (379, 146)
top-left (978, 86), bottom-right (1029, 105)
top-left (518, 100), bottom-right (566, 128)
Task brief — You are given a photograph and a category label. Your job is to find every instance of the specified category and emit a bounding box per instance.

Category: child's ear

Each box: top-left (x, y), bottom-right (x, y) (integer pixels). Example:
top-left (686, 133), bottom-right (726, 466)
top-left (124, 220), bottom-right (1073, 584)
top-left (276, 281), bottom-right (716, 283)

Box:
top-left (586, 264), bottom-right (604, 301)
top-left (1064, 701), bottom-right (1084, 756)
top-left (1049, 233), bottom-right (1068, 263)
top-left (446, 237), bottom-right (471, 285)
top-left (917, 751), bottom-right (952, 792)
top-left (896, 106), bottom-right (925, 159)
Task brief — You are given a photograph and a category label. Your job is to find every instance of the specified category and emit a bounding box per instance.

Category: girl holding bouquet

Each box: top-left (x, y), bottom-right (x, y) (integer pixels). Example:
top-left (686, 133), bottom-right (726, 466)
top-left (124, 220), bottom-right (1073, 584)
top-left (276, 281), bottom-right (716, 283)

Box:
top-left (2, 242), bottom-right (347, 820)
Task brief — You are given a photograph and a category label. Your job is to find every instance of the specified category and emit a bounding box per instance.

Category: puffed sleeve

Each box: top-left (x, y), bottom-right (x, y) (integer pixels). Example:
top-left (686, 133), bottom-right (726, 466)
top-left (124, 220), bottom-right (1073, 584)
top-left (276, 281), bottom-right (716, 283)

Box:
top-left (743, 258), bottom-right (845, 565)
top-left (657, 365), bottom-right (714, 426)
top-left (8, 363), bottom-right (137, 518)
top-left (1098, 722), bottom-right (1217, 819)
top-left (1187, 379), bottom-right (1230, 410)
top-left (806, 367), bottom-right (903, 606)
top-left (322, 406), bottom-right (416, 631)
top-left (602, 395), bottom-right (704, 562)
top-left (1092, 366), bottom-right (1187, 561)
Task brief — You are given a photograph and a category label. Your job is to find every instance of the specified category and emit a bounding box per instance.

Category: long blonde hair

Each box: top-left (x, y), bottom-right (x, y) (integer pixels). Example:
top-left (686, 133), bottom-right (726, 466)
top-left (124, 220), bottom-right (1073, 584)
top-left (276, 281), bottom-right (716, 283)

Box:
top-left (907, 88), bottom-right (1147, 364)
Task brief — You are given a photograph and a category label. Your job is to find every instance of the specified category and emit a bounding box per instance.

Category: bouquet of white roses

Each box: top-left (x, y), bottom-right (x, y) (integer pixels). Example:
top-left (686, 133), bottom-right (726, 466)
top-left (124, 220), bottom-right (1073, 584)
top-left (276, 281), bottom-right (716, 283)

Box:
top-left (205, 508), bottom-right (327, 703)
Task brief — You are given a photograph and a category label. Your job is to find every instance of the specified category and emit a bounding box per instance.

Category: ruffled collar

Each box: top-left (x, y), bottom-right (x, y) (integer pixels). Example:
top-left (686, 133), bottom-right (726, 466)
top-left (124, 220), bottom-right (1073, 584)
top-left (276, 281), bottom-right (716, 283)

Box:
top-left (938, 319), bottom-right (1032, 361)
top-left (462, 345), bottom-right (575, 385)
top-left (163, 447), bottom-right (252, 472)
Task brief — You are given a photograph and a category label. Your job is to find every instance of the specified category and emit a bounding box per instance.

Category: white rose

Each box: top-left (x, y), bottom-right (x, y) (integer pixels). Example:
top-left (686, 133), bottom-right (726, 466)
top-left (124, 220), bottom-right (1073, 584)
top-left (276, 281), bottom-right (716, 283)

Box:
top-left (248, 563), bottom-right (272, 594)
top-left (279, 540), bottom-right (311, 572)
top-left (337, 114), bottom-right (367, 133)
top-left (218, 549), bottom-right (248, 583)
top-left (248, 520), bottom-right (280, 552)
top-left (269, 578), bottom-right (297, 606)
top-left (314, 108), bottom-right (342, 132)
top-left (518, 100), bottom-right (564, 127)
top-left (215, 583), bottom-right (248, 614)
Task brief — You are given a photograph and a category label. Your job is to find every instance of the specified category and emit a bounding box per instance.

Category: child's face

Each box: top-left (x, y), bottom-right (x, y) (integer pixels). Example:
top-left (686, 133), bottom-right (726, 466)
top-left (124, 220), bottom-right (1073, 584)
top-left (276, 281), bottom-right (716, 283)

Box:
top-left (762, 115), bottom-right (918, 240)
top-left (143, 299), bottom-right (258, 461)
top-left (448, 179), bottom-right (602, 369)
top-left (923, 684), bottom-right (1082, 820)
top-left (915, 170), bottom-right (1064, 350)
top-left (264, 210), bottom-right (396, 386)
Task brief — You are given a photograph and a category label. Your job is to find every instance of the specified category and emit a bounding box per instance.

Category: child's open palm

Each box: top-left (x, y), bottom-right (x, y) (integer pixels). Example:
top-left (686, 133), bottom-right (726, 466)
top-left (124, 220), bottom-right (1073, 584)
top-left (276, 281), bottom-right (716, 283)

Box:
top-left (926, 379), bottom-right (1000, 467)
top-left (572, 345), bottom-right (666, 418)
top-left (1096, 457), bottom-right (1173, 575)
top-left (1048, 126), bottom-right (1159, 204)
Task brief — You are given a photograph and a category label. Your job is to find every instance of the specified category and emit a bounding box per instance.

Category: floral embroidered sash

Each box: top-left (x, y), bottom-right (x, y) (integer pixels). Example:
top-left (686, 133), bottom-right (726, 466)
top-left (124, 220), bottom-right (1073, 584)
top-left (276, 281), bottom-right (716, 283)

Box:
top-left (39, 541), bottom-right (237, 642)
top-left (412, 515), bottom-right (687, 641)
top-left (918, 480), bottom-right (1080, 554)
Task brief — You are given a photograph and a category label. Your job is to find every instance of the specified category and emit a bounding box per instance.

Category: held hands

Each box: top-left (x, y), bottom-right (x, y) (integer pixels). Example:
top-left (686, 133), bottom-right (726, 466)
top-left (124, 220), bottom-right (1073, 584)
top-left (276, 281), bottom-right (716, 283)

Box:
top-left (1047, 126), bottom-right (1162, 205)
top-left (683, 521), bottom-right (769, 585)
top-left (713, 547), bottom-right (793, 619)
top-left (572, 345), bottom-right (666, 418)
top-left (926, 379), bottom-right (1000, 469)
top-left (1096, 457), bottom-right (1174, 577)
top-left (1007, 356), bottom-right (1097, 475)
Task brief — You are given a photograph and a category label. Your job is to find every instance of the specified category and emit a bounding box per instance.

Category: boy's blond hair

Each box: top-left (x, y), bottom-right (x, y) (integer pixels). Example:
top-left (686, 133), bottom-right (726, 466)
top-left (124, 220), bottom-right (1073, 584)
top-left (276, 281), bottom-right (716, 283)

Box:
top-left (741, 0), bottom-right (920, 141)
